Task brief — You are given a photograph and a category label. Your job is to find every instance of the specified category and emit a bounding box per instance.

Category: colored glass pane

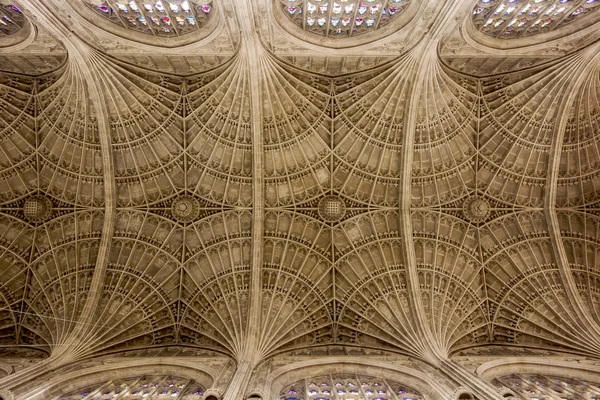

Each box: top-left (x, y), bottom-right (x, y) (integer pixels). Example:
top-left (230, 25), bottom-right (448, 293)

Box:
top-left (472, 0), bottom-right (600, 38)
top-left (281, 0), bottom-right (411, 37)
top-left (497, 374), bottom-right (600, 400)
top-left (83, 0), bottom-right (212, 37)
top-left (0, 4), bottom-right (26, 36)
top-left (58, 375), bottom-right (205, 399)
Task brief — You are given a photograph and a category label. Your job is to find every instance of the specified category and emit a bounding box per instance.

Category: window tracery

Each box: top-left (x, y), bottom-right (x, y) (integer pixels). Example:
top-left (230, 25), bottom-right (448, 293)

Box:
top-left (279, 375), bottom-right (423, 400)
top-left (0, 4), bottom-right (25, 36)
top-left (496, 374), bottom-right (600, 400)
top-left (59, 375), bottom-right (206, 399)
top-left (83, 0), bottom-right (212, 37)
top-left (472, 0), bottom-right (600, 39)
top-left (280, 0), bottom-right (411, 37)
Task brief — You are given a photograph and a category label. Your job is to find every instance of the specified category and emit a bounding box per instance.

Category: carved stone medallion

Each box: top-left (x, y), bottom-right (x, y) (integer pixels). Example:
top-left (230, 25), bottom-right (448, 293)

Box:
top-left (462, 196), bottom-right (490, 223)
top-left (318, 195), bottom-right (346, 222)
top-left (171, 195), bottom-right (200, 223)
top-left (22, 195), bottom-right (52, 223)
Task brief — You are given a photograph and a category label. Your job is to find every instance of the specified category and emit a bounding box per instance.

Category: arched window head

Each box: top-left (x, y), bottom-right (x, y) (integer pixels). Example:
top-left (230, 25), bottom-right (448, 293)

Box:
top-left (497, 373), bottom-right (600, 400)
top-left (83, 0), bottom-right (213, 37)
top-left (472, 0), bottom-right (600, 39)
top-left (0, 4), bottom-right (25, 37)
top-left (280, 374), bottom-right (424, 400)
top-left (58, 375), bottom-right (206, 399)
top-left (280, 0), bottom-right (411, 38)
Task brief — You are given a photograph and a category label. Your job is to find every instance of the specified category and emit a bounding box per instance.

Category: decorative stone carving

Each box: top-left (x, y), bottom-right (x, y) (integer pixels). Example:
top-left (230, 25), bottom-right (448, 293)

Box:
top-left (318, 195), bottom-right (346, 222)
top-left (22, 195), bottom-right (52, 223)
top-left (0, 389), bottom-right (15, 400)
top-left (462, 196), bottom-right (490, 223)
top-left (171, 195), bottom-right (201, 223)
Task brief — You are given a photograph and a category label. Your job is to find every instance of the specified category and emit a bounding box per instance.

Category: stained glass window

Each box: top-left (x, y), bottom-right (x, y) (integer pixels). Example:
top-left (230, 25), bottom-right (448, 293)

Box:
top-left (83, 0), bottom-right (212, 37)
top-left (279, 374), bottom-right (423, 400)
top-left (58, 375), bottom-right (206, 399)
top-left (281, 0), bottom-right (411, 37)
top-left (0, 4), bottom-right (25, 36)
top-left (472, 0), bottom-right (600, 39)
top-left (496, 373), bottom-right (600, 400)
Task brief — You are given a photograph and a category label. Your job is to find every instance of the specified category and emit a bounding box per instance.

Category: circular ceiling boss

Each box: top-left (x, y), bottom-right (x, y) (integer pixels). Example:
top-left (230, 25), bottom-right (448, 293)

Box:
top-left (23, 195), bottom-right (53, 223)
top-left (462, 196), bottom-right (490, 224)
top-left (171, 195), bottom-right (201, 223)
top-left (318, 195), bottom-right (347, 222)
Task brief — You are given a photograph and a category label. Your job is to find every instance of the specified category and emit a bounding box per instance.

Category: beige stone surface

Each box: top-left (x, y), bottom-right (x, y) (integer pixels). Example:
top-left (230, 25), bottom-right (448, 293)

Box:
top-left (0, 0), bottom-right (599, 398)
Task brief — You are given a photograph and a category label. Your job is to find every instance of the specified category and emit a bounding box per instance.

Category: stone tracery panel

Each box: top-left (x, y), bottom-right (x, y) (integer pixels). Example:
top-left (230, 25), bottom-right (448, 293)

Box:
top-left (99, 64), bottom-right (185, 206)
top-left (181, 270), bottom-right (251, 353)
top-left (180, 211), bottom-right (253, 354)
top-left (333, 61), bottom-right (410, 207)
top-left (260, 211), bottom-right (334, 354)
top-left (478, 64), bottom-right (563, 207)
top-left (0, 214), bottom-right (32, 347)
top-left (334, 211), bottom-right (422, 354)
top-left (558, 210), bottom-right (600, 326)
top-left (18, 211), bottom-right (105, 351)
top-left (92, 211), bottom-right (184, 352)
top-left (186, 61), bottom-right (253, 207)
top-left (0, 75), bottom-right (37, 202)
top-left (279, 374), bottom-right (423, 400)
top-left (481, 211), bottom-right (553, 288)
top-left (412, 211), bottom-right (488, 353)
top-left (482, 211), bottom-right (600, 356)
top-left (558, 210), bottom-right (600, 274)
top-left (557, 61), bottom-right (600, 207)
top-left (411, 63), bottom-right (478, 207)
top-left (36, 65), bottom-right (107, 206)
top-left (89, 272), bottom-right (177, 352)
top-left (262, 58), bottom-right (331, 207)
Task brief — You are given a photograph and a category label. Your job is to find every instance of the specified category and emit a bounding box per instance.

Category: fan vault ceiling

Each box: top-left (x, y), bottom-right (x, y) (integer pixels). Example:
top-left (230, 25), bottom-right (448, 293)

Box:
top-left (0, 0), bottom-right (599, 399)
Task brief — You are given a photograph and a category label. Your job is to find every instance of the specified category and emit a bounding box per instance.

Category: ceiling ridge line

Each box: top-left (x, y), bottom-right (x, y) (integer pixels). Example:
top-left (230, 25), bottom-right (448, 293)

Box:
top-left (219, 29), bottom-right (266, 400)
top-left (398, 40), bottom-right (446, 364)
